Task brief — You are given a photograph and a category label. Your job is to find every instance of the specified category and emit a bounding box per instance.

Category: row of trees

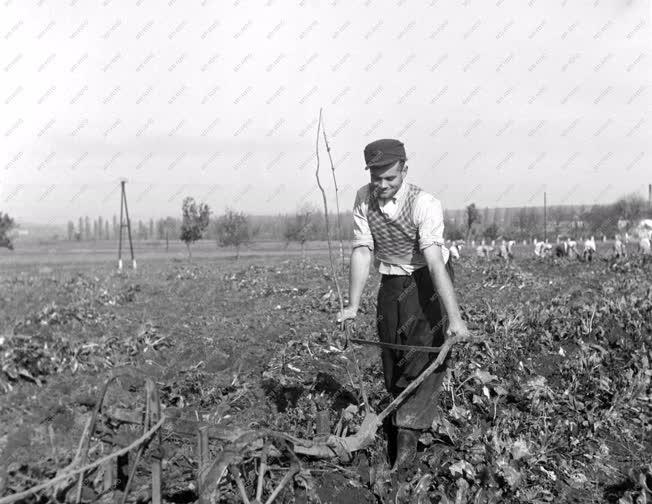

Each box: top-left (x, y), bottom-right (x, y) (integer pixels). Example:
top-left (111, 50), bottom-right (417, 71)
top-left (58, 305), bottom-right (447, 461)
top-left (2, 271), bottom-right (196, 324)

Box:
top-left (179, 199), bottom-right (352, 258)
top-left (180, 192), bottom-right (649, 257)
top-left (458, 193), bottom-right (651, 242)
top-left (4, 191), bottom-right (648, 253)
top-left (66, 216), bottom-right (162, 242)
top-left (452, 204), bottom-right (550, 242)
top-left (64, 207), bottom-right (356, 244)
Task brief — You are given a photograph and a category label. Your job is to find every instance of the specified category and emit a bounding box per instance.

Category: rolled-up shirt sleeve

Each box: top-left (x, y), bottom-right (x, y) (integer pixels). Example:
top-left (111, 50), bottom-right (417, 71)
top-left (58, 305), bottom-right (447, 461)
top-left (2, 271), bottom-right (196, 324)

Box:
top-left (351, 186), bottom-right (374, 250)
top-left (416, 194), bottom-right (446, 251)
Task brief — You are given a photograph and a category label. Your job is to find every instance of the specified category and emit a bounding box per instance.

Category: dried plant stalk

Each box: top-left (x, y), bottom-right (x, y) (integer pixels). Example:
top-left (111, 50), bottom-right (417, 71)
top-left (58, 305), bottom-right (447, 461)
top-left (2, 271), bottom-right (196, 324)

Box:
top-left (314, 107), bottom-right (370, 413)
top-left (321, 115), bottom-right (345, 268)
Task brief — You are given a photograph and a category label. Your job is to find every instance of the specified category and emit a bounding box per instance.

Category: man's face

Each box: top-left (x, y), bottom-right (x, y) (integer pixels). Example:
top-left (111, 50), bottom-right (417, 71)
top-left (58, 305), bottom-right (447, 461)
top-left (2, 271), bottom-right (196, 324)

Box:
top-left (369, 161), bottom-right (407, 200)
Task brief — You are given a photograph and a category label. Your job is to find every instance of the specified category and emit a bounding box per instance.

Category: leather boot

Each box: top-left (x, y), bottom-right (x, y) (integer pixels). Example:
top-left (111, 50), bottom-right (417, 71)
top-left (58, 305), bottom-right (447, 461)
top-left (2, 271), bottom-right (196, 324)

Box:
top-left (383, 417), bottom-right (398, 465)
top-left (392, 428), bottom-right (419, 470)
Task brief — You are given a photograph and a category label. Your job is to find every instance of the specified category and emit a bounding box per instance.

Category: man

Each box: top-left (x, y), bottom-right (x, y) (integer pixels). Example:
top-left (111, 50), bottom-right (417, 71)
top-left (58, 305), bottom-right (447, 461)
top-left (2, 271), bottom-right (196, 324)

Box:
top-left (583, 236), bottom-right (597, 262)
top-left (476, 243), bottom-right (493, 260)
top-left (543, 241), bottom-right (553, 257)
top-left (507, 239), bottom-right (515, 260)
top-left (449, 240), bottom-right (463, 260)
top-left (640, 232), bottom-right (651, 255)
top-left (498, 239), bottom-right (509, 261)
top-left (336, 138), bottom-right (469, 470)
top-left (566, 237), bottom-right (578, 259)
top-left (613, 234), bottom-right (626, 259)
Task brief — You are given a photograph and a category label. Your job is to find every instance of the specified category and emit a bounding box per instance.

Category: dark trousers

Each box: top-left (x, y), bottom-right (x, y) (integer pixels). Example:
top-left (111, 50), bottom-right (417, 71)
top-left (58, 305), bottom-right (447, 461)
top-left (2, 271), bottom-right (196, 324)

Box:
top-left (377, 260), bottom-right (454, 429)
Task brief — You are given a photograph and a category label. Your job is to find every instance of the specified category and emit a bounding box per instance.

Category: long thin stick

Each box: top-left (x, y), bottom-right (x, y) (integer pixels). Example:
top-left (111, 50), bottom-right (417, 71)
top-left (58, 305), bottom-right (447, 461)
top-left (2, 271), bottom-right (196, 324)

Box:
top-left (314, 108), bottom-right (340, 304)
top-left (314, 108), bottom-right (370, 414)
top-left (321, 116), bottom-right (345, 268)
top-left (149, 381), bottom-right (162, 504)
top-left (255, 443), bottom-right (269, 502)
top-left (197, 426), bottom-right (210, 504)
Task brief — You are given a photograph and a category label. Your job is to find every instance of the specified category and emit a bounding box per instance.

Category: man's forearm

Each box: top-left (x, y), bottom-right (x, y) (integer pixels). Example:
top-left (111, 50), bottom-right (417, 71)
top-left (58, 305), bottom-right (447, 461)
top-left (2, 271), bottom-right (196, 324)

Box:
top-left (427, 262), bottom-right (462, 323)
top-left (348, 246), bottom-right (371, 309)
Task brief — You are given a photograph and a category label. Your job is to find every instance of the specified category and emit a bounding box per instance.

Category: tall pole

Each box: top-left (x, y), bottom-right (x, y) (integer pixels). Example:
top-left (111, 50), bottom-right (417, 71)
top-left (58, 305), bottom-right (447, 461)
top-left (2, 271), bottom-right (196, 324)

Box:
top-left (118, 184), bottom-right (124, 270)
top-left (117, 180), bottom-right (137, 270)
top-left (122, 181), bottom-right (137, 269)
top-left (543, 191), bottom-right (547, 243)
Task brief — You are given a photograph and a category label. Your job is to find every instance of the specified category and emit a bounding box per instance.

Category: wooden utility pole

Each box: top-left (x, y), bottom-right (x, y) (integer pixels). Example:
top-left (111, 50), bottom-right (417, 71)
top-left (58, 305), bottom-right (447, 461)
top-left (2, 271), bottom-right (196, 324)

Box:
top-left (117, 179), bottom-right (137, 270)
top-left (543, 191), bottom-right (547, 243)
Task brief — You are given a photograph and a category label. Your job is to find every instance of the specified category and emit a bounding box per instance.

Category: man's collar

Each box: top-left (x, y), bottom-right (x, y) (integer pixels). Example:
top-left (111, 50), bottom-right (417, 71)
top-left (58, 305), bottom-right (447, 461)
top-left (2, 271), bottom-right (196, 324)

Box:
top-left (378, 181), bottom-right (406, 203)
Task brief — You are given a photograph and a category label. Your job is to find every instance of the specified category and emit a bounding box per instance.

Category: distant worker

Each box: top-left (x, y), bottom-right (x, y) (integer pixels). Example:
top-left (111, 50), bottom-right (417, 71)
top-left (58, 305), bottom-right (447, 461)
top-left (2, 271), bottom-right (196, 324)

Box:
top-left (583, 236), bottom-right (597, 262)
top-left (537, 240), bottom-right (552, 257)
top-left (507, 240), bottom-right (515, 260)
top-left (449, 240), bottom-right (463, 260)
top-left (498, 239), bottom-right (509, 261)
top-left (613, 234), bottom-right (627, 259)
top-left (566, 237), bottom-right (578, 259)
top-left (640, 233), bottom-right (651, 255)
top-left (476, 243), bottom-right (493, 259)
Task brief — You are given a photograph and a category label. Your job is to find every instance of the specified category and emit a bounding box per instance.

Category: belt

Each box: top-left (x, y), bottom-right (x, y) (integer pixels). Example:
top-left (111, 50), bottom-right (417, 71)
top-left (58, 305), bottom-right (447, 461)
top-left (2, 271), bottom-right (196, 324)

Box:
top-left (380, 265), bottom-right (427, 278)
top-left (349, 337), bottom-right (444, 353)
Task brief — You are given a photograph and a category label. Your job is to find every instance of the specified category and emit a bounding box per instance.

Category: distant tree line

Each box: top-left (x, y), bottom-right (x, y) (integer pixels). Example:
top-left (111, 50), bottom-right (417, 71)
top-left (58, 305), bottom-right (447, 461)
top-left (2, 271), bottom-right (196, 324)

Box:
top-left (64, 207), bottom-right (356, 244)
top-left (448, 193), bottom-right (652, 242)
top-left (56, 192), bottom-right (651, 250)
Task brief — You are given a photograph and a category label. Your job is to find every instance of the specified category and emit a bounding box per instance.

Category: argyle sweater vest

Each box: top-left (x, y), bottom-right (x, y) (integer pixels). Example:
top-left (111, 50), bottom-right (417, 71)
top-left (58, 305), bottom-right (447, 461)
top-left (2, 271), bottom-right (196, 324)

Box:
top-left (367, 183), bottom-right (426, 267)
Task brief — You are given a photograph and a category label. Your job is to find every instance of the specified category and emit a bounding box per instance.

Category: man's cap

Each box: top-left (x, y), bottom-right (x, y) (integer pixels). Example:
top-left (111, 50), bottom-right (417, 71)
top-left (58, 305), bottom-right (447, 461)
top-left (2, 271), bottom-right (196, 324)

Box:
top-left (363, 138), bottom-right (406, 169)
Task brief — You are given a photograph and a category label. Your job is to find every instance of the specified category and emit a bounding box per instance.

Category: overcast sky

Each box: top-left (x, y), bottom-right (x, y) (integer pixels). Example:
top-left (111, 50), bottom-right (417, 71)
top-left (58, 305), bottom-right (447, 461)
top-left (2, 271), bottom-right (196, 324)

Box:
top-left (1, 0), bottom-right (650, 225)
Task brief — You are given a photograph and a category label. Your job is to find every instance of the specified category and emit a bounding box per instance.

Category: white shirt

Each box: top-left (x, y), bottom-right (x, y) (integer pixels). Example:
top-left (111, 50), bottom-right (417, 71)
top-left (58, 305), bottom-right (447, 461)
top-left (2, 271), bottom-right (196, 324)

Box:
top-left (584, 238), bottom-right (596, 252)
top-left (351, 182), bottom-right (450, 275)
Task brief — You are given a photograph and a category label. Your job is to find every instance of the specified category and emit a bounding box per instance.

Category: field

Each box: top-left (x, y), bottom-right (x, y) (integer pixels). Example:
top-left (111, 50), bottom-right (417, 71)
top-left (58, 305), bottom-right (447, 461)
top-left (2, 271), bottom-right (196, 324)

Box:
top-left (0, 241), bottom-right (650, 503)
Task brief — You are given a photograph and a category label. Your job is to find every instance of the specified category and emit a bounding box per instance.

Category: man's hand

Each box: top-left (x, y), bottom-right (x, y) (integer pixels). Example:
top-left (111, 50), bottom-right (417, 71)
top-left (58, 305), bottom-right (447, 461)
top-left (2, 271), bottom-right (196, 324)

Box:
top-left (446, 318), bottom-right (470, 339)
top-left (337, 305), bottom-right (358, 324)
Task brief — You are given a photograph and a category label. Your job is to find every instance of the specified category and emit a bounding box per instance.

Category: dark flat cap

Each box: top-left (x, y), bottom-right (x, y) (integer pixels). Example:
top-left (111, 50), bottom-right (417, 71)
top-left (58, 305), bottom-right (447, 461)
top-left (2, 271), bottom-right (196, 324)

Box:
top-left (364, 138), bottom-right (406, 169)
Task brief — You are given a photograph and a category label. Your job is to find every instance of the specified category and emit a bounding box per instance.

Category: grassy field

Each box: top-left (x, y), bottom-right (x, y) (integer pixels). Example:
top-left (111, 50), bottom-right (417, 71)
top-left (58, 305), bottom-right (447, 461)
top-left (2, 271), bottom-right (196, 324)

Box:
top-left (0, 244), bottom-right (650, 503)
top-left (0, 239), bottom-right (344, 267)
top-left (0, 236), bottom-right (627, 266)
